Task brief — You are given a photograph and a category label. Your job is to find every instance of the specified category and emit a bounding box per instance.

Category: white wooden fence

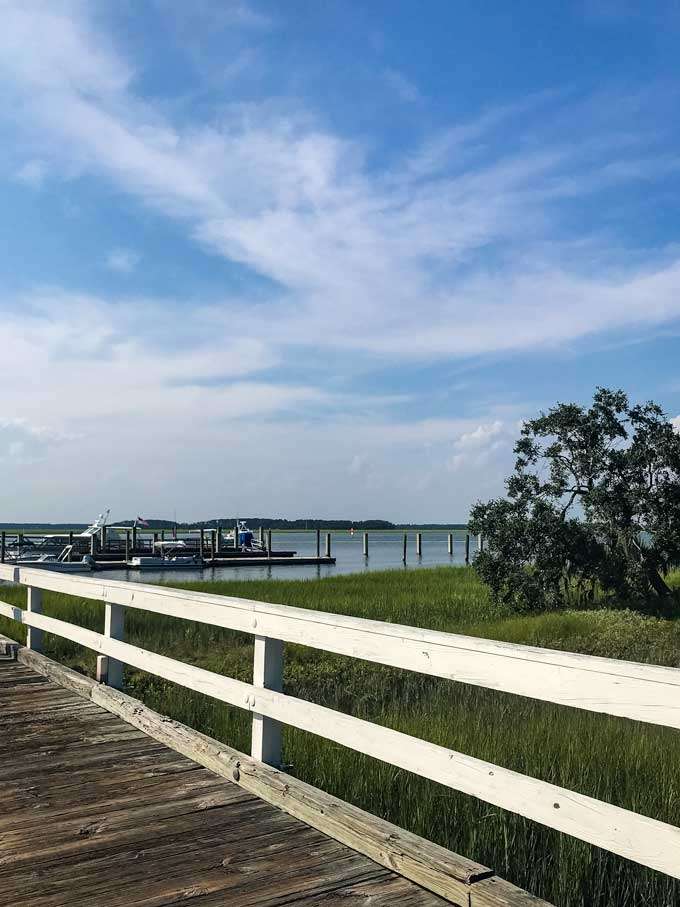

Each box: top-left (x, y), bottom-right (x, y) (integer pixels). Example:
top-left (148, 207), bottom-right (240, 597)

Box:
top-left (0, 562), bottom-right (678, 881)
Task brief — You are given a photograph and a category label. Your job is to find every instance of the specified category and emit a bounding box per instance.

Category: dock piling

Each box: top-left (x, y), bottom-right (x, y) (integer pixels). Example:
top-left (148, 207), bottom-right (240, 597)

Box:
top-left (215, 524), bottom-right (221, 554)
top-left (132, 525), bottom-right (138, 550)
top-left (465, 533), bottom-right (470, 565)
top-left (363, 531), bottom-right (369, 557)
top-left (325, 532), bottom-right (331, 558)
top-left (447, 532), bottom-right (453, 555)
top-left (125, 530), bottom-right (130, 563)
top-left (416, 532), bottom-right (422, 557)
top-left (199, 528), bottom-right (205, 561)
top-left (234, 523), bottom-right (239, 551)
top-left (1, 531), bottom-right (4, 563)
top-left (267, 529), bottom-right (272, 559)
top-left (403, 532), bottom-right (407, 564)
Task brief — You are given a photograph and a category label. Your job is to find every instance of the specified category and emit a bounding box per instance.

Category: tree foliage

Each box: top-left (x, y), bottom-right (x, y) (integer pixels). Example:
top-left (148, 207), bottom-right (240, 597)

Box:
top-left (469, 388), bottom-right (680, 610)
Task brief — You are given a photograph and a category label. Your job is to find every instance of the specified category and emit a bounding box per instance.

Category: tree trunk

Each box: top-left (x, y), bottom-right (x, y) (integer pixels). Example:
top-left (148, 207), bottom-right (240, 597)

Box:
top-left (647, 566), bottom-right (672, 597)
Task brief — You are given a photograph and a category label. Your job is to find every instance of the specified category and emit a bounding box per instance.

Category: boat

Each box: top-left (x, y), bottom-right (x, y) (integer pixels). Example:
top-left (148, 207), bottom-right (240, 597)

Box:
top-left (13, 554), bottom-right (95, 573)
top-left (224, 520), bottom-right (264, 551)
top-left (129, 555), bottom-right (203, 571)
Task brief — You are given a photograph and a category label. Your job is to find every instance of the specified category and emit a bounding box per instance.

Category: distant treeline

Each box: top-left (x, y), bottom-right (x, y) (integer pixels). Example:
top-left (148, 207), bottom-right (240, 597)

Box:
top-left (1, 518), bottom-right (468, 531)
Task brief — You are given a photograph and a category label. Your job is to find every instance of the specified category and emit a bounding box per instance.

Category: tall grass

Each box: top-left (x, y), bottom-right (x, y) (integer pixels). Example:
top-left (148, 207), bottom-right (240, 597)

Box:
top-left (1, 566), bottom-right (679, 906)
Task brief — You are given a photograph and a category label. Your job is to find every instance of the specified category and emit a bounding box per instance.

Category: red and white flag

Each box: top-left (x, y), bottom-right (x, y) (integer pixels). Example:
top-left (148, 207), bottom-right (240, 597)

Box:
top-left (136, 516), bottom-right (150, 526)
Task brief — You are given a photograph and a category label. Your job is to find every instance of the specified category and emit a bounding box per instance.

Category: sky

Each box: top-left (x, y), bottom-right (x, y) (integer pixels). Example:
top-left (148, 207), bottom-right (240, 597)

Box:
top-left (2, 0), bottom-right (680, 522)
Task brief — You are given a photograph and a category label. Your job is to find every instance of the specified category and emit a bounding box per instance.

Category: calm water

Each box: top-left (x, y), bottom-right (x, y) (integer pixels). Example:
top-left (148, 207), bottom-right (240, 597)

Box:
top-left (103, 530), bottom-right (478, 584)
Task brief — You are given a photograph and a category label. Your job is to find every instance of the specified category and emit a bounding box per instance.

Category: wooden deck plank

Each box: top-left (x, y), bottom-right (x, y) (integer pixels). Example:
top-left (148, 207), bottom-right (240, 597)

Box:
top-left (0, 660), bottom-right (448, 907)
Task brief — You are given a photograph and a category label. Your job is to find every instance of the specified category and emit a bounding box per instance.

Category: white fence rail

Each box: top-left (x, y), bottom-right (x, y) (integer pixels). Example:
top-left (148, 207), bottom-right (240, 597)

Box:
top-left (0, 562), bottom-right (679, 880)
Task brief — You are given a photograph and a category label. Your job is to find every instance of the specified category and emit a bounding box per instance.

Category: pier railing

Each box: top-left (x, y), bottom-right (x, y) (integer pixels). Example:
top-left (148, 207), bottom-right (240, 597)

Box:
top-left (0, 562), bottom-right (678, 888)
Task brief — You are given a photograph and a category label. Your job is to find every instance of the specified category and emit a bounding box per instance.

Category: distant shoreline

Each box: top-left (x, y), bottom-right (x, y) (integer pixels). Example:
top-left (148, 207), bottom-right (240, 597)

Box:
top-left (0, 520), bottom-right (469, 532)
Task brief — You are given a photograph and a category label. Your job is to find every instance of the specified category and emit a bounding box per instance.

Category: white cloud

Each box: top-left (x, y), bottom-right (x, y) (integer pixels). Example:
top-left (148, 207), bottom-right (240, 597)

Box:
top-left (14, 159), bottom-right (47, 188)
top-left (383, 68), bottom-right (421, 103)
top-left (448, 420), bottom-right (517, 473)
top-left (1, 2), bottom-right (680, 370)
top-left (0, 418), bottom-right (71, 463)
top-left (106, 248), bottom-right (141, 273)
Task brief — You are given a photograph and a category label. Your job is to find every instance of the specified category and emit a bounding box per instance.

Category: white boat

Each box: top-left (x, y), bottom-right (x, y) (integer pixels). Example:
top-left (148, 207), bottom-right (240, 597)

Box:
top-left (130, 555), bottom-right (202, 571)
top-left (14, 554), bottom-right (95, 573)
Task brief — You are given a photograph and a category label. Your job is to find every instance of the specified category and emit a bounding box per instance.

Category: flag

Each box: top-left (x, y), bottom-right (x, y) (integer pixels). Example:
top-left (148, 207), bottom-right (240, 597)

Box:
top-left (136, 516), bottom-right (150, 527)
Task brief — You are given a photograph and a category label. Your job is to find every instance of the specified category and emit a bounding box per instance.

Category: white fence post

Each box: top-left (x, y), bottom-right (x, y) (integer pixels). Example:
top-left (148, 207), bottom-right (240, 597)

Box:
top-left (251, 636), bottom-right (283, 766)
top-left (26, 587), bottom-right (43, 652)
top-left (96, 603), bottom-right (125, 689)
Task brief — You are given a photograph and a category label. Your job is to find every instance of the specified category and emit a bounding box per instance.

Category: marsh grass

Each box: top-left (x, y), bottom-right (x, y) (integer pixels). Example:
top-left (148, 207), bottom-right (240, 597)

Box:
top-left (1, 566), bottom-right (679, 906)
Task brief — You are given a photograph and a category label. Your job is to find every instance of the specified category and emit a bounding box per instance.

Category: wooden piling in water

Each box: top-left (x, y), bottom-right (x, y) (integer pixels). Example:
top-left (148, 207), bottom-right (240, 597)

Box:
top-left (0, 532), bottom-right (4, 563)
top-left (259, 526), bottom-right (264, 546)
top-left (402, 532), bottom-right (407, 563)
top-left (125, 530), bottom-right (130, 563)
top-left (267, 529), bottom-right (272, 559)
top-left (234, 523), bottom-right (239, 550)
top-left (465, 533), bottom-right (470, 565)
top-left (416, 532), bottom-right (422, 557)
top-left (215, 524), bottom-right (221, 553)
top-left (199, 528), bottom-right (205, 561)
top-left (363, 532), bottom-right (369, 557)
top-left (132, 525), bottom-right (138, 550)
top-left (316, 528), bottom-right (321, 558)
top-left (90, 534), bottom-right (96, 557)
top-left (447, 532), bottom-right (453, 555)
top-left (325, 532), bottom-right (332, 558)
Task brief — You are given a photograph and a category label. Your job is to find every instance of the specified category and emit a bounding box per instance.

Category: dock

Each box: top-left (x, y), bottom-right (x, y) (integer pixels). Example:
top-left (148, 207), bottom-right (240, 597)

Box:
top-left (0, 524), bottom-right (336, 572)
top-left (0, 657), bottom-right (446, 906)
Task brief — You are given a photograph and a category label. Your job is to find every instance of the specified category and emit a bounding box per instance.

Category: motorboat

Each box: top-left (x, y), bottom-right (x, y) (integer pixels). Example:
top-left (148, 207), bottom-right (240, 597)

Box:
top-left (224, 521), bottom-right (264, 551)
top-left (129, 554), bottom-right (203, 571)
top-left (13, 554), bottom-right (95, 573)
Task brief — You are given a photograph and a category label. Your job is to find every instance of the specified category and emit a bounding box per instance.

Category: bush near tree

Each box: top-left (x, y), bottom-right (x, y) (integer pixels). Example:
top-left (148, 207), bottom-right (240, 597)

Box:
top-left (469, 388), bottom-right (680, 610)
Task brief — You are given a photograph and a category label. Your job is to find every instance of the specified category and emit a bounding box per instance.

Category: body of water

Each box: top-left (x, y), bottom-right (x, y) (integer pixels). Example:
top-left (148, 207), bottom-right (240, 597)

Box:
top-left (102, 529), bottom-right (478, 584)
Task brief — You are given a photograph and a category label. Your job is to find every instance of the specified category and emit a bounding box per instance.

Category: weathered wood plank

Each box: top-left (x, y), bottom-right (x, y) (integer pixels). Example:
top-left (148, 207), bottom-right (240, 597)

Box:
top-left (0, 658), bottom-right (474, 907)
top-left (7, 648), bottom-right (546, 906)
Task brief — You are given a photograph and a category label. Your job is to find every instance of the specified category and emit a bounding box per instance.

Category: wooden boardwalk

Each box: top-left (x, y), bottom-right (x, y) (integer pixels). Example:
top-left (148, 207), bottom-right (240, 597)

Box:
top-left (0, 659), bottom-right (444, 907)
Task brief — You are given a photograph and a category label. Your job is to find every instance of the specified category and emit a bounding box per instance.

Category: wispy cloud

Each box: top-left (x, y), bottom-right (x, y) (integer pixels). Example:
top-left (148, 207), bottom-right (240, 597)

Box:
top-left (14, 159), bottom-right (47, 188)
top-left (2, 2), bottom-right (679, 370)
top-left (106, 248), bottom-right (141, 273)
top-left (383, 68), bottom-right (421, 103)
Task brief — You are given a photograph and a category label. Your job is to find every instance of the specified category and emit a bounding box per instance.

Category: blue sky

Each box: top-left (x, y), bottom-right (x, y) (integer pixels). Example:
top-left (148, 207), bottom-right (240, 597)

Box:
top-left (2, 1), bottom-right (680, 522)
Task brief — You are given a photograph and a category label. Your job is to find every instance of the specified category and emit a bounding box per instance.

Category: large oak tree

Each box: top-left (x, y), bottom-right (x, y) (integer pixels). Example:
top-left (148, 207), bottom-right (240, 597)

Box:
top-left (469, 389), bottom-right (680, 610)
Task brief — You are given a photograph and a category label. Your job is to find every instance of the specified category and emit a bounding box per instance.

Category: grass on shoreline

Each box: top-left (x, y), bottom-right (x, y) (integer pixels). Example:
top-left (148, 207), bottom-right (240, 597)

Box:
top-left (1, 565), bottom-right (679, 907)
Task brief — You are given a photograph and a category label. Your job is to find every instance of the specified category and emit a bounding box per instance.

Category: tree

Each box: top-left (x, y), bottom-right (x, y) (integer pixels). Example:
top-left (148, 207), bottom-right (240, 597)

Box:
top-left (468, 388), bottom-right (680, 610)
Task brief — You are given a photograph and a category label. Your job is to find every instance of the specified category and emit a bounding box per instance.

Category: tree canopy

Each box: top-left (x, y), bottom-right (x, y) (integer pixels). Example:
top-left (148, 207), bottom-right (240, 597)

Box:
top-left (469, 388), bottom-right (680, 610)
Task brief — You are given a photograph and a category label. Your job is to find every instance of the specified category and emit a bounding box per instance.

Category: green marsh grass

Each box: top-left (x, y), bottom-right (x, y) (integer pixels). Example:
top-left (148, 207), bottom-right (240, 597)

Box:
top-left (1, 566), bottom-right (679, 906)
